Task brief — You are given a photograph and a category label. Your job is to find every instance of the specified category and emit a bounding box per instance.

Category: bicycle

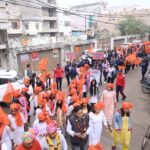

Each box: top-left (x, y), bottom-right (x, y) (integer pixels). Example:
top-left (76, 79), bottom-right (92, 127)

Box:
top-left (141, 125), bottom-right (150, 150)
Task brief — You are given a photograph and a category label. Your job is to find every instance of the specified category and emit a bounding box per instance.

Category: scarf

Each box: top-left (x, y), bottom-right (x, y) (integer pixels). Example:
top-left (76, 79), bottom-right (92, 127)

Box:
top-left (46, 134), bottom-right (61, 150)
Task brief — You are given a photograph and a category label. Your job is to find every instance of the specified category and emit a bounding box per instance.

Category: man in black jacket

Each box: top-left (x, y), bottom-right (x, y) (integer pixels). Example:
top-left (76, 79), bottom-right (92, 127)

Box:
top-left (67, 106), bottom-right (90, 150)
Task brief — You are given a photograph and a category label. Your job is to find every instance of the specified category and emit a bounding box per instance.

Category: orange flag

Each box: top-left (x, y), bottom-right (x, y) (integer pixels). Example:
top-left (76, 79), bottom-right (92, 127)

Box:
top-left (125, 54), bottom-right (137, 64)
top-left (39, 58), bottom-right (48, 71)
top-left (40, 70), bottom-right (47, 82)
top-left (75, 47), bottom-right (81, 53)
top-left (3, 82), bottom-right (14, 103)
top-left (0, 107), bottom-right (9, 125)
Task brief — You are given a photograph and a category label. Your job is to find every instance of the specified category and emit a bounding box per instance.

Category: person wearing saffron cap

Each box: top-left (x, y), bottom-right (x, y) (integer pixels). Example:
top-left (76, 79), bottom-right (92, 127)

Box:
top-left (33, 112), bottom-right (47, 148)
top-left (66, 88), bottom-right (77, 113)
top-left (29, 86), bottom-right (42, 116)
top-left (88, 102), bottom-right (108, 145)
top-left (100, 83), bottom-right (116, 128)
top-left (23, 78), bottom-right (33, 96)
top-left (112, 102), bottom-right (133, 150)
top-left (8, 103), bottom-right (26, 146)
top-left (35, 98), bottom-right (51, 120)
top-left (48, 89), bottom-right (58, 116)
top-left (16, 131), bottom-right (41, 150)
top-left (0, 108), bottom-right (14, 150)
top-left (41, 123), bottom-right (68, 150)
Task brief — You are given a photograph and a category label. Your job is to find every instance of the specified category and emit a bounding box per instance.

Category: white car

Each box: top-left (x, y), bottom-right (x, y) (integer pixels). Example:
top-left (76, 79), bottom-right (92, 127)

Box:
top-left (0, 70), bottom-right (24, 102)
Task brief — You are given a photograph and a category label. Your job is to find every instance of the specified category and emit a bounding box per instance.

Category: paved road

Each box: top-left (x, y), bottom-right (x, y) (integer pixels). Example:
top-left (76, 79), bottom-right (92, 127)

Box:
top-left (100, 67), bottom-right (150, 150)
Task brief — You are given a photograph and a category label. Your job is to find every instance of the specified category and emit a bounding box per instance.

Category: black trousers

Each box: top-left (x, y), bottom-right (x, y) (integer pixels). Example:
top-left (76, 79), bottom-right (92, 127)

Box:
top-left (116, 85), bottom-right (126, 102)
top-left (56, 77), bottom-right (62, 91)
top-left (107, 77), bottom-right (115, 83)
top-left (103, 71), bottom-right (108, 82)
top-left (66, 75), bottom-right (70, 86)
top-left (142, 71), bottom-right (146, 81)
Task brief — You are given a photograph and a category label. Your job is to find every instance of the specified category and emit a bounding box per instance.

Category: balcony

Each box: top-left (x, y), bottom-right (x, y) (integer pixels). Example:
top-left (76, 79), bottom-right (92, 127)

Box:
top-left (0, 44), bottom-right (6, 50)
top-left (40, 28), bottom-right (59, 33)
top-left (43, 16), bottom-right (57, 21)
top-left (7, 29), bottom-right (22, 35)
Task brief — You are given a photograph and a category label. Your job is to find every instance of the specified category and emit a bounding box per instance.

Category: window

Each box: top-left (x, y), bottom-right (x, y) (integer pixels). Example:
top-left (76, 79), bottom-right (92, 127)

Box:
top-left (49, 21), bottom-right (56, 29)
top-left (36, 24), bottom-right (39, 30)
top-left (11, 22), bottom-right (19, 29)
top-left (64, 11), bottom-right (70, 16)
top-left (50, 33), bottom-right (56, 37)
top-left (64, 21), bottom-right (71, 27)
top-left (49, 10), bottom-right (56, 17)
top-left (48, 0), bottom-right (56, 4)
top-left (25, 24), bottom-right (29, 30)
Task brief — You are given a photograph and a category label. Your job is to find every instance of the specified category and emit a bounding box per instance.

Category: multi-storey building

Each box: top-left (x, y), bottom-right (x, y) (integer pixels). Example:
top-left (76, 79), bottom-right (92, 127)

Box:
top-left (0, 0), bottom-right (72, 73)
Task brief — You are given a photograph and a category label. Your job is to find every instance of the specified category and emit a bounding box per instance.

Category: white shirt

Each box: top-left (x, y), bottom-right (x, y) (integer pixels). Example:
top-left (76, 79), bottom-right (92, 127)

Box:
top-left (33, 120), bottom-right (47, 136)
top-left (89, 111), bottom-right (107, 145)
top-left (107, 67), bottom-right (116, 78)
top-left (0, 126), bottom-right (13, 150)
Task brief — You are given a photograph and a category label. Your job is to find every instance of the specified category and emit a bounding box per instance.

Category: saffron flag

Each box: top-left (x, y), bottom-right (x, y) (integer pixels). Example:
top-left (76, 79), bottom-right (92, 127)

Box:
top-left (3, 82), bottom-right (14, 103)
top-left (125, 54), bottom-right (137, 64)
top-left (39, 58), bottom-right (48, 71)
top-left (0, 107), bottom-right (9, 125)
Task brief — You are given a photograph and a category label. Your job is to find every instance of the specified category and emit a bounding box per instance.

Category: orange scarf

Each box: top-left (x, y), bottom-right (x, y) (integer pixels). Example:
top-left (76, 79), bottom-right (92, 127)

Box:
top-left (15, 112), bottom-right (23, 127)
top-left (0, 124), bottom-right (5, 139)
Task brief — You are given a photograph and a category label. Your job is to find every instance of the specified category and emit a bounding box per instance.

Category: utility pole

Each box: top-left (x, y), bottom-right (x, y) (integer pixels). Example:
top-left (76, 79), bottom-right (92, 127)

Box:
top-left (85, 15), bottom-right (86, 31)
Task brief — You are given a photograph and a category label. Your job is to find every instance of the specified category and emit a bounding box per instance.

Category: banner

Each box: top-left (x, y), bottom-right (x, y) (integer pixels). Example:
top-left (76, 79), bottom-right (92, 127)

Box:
top-left (87, 69), bottom-right (100, 84)
top-left (92, 52), bottom-right (104, 60)
top-left (31, 52), bottom-right (39, 61)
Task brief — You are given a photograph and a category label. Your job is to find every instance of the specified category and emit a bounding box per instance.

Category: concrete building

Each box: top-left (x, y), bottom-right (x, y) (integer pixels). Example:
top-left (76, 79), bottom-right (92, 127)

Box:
top-left (0, 0), bottom-right (95, 74)
top-left (0, 0), bottom-right (71, 72)
top-left (96, 8), bottom-right (150, 36)
top-left (70, 1), bottom-right (108, 33)
top-left (0, 1), bottom-right (9, 69)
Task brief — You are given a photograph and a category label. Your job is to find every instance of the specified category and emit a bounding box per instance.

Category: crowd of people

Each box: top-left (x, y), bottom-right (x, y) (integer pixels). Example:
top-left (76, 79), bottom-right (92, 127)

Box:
top-left (0, 43), bottom-right (149, 150)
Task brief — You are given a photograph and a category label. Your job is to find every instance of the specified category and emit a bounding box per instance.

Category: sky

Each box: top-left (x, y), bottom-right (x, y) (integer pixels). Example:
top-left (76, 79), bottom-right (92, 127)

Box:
top-left (59, 0), bottom-right (150, 8)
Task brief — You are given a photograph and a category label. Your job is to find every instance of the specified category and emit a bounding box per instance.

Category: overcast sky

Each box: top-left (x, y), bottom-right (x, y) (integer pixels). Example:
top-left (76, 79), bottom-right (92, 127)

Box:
top-left (59, 0), bottom-right (150, 8)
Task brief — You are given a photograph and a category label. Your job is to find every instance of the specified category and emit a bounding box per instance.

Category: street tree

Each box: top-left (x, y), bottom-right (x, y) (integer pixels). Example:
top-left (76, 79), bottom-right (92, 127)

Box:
top-left (118, 18), bottom-right (150, 35)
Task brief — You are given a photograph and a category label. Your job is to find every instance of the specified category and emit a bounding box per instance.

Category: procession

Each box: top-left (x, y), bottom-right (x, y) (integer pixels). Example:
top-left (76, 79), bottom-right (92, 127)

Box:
top-left (0, 40), bottom-right (149, 150)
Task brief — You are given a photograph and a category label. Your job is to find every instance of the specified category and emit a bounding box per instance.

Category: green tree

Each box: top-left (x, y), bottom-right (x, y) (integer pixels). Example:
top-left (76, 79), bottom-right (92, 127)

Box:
top-left (118, 18), bottom-right (150, 35)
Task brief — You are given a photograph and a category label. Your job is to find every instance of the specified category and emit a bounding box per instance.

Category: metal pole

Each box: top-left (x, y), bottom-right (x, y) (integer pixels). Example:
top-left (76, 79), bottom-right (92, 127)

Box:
top-left (85, 15), bottom-right (86, 31)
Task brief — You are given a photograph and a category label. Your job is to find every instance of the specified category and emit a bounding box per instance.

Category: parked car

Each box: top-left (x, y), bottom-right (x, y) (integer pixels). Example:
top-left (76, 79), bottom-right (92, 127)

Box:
top-left (0, 70), bottom-right (24, 102)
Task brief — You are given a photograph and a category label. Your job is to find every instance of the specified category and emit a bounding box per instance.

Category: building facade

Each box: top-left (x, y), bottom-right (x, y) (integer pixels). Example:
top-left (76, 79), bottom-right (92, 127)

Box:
top-left (96, 8), bottom-right (150, 36)
top-left (0, 0), bottom-right (95, 74)
top-left (70, 1), bottom-right (108, 33)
